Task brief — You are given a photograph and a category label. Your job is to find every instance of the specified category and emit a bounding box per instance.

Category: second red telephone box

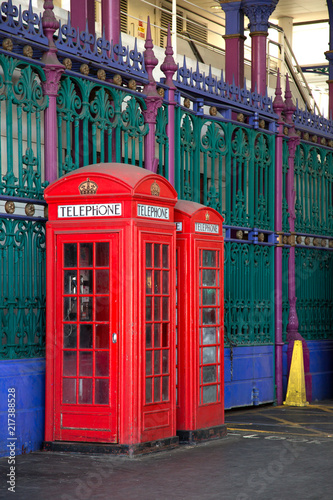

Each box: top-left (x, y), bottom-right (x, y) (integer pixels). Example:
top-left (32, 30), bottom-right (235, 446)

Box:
top-left (175, 201), bottom-right (226, 443)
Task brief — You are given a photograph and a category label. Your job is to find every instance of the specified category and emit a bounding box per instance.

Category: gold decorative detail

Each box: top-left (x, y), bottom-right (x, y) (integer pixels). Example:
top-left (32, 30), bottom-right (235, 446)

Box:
top-left (283, 126), bottom-right (289, 136)
top-left (184, 97), bottom-right (191, 108)
top-left (321, 239), bottom-right (326, 247)
top-left (150, 181), bottom-right (160, 196)
top-left (78, 178), bottom-right (98, 195)
top-left (304, 237), bottom-right (310, 245)
top-left (205, 211), bottom-right (210, 221)
top-left (258, 232), bottom-right (265, 242)
top-left (237, 113), bottom-right (245, 123)
top-left (296, 130), bottom-right (301, 137)
top-left (2, 38), bottom-right (13, 51)
top-left (283, 235), bottom-right (288, 244)
top-left (5, 201), bottom-right (15, 214)
top-left (329, 140), bottom-right (333, 148)
top-left (296, 235), bottom-right (302, 244)
top-left (157, 87), bottom-right (165, 97)
top-left (321, 137), bottom-right (327, 146)
top-left (329, 240), bottom-right (333, 248)
top-left (288, 233), bottom-right (296, 246)
top-left (303, 132), bottom-right (309, 141)
top-left (80, 63), bottom-right (89, 76)
top-left (276, 232), bottom-right (283, 246)
top-left (236, 230), bottom-right (243, 239)
top-left (311, 135), bottom-right (318, 143)
top-left (97, 69), bottom-right (106, 81)
top-left (63, 58), bottom-right (72, 70)
top-left (23, 45), bottom-right (33, 58)
top-left (44, 206), bottom-right (49, 218)
top-left (313, 237), bottom-right (320, 246)
top-left (25, 203), bottom-right (35, 216)
top-left (210, 106), bottom-right (217, 116)
top-left (259, 119), bottom-right (265, 129)
top-left (128, 79), bottom-right (137, 90)
top-left (113, 74), bottom-right (122, 86)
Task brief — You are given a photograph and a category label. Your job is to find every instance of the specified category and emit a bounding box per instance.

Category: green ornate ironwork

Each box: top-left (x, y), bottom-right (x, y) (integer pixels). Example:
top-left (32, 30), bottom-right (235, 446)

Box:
top-left (0, 218), bottom-right (46, 359)
top-left (0, 55), bottom-right (47, 199)
top-left (282, 138), bottom-right (290, 232)
top-left (57, 76), bottom-right (148, 176)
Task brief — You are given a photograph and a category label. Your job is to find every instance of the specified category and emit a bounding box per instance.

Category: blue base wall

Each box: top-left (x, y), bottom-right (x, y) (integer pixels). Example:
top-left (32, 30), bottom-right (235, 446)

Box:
top-left (224, 345), bottom-right (275, 409)
top-left (283, 340), bottom-right (333, 401)
top-left (0, 359), bottom-right (45, 458)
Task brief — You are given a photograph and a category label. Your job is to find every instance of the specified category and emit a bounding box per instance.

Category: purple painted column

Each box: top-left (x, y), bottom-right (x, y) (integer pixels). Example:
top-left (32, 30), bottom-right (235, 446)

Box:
top-left (143, 18), bottom-right (162, 173)
top-left (160, 25), bottom-right (178, 186)
top-left (284, 76), bottom-right (312, 401)
top-left (70, 0), bottom-right (95, 36)
top-left (42, 1), bottom-right (65, 184)
top-left (220, 1), bottom-right (245, 87)
top-left (242, 0), bottom-right (278, 95)
top-left (272, 70), bottom-right (285, 405)
top-left (102, 0), bottom-right (120, 44)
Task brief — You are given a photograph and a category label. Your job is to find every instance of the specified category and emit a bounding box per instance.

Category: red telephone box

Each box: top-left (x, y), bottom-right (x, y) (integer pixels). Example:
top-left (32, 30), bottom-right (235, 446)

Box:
top-left (174, 201), bottom-right (226, 443)
top-left (43, 163), bottom-right (178, 455)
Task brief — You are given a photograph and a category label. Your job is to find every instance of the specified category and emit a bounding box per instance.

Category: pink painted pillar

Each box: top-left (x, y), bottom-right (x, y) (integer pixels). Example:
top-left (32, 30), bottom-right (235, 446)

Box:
top-left (143, 18), bottom-right (162, 172)
top-left (42, 1), bottom-right (65, 183)
top-left (220, 1), bottom-right (245, 87)
top-left (272, 70), bottom-right (285, 405)
top-left (102, 0), bottom-right (120, 44)
top-left (161, 25), bottom-right (178, 186)
top-left (70, 0), bottom-right (95, 36)
top-left (242, 0), bottom-right (278, 94)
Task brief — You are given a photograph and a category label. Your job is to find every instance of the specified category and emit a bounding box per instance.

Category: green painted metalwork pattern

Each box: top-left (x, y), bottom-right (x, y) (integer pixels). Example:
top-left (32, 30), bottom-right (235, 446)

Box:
top-left (295, 247), bottom-right (333, 340)
top-left (282, 139), bottom-right (290, 232)
top-left (0, 218), bottom-right (46, 359)
top-left (0, 55), bottom-right (47, 199)
top-left (57, 76), bottom-right (148, 176)
top-left (224, 242), bottom-right (274, 346)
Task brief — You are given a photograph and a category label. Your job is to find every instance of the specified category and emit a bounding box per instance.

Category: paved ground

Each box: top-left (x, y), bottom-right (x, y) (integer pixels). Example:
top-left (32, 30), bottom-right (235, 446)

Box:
top-left (1, 402), bottom-right (333, 500)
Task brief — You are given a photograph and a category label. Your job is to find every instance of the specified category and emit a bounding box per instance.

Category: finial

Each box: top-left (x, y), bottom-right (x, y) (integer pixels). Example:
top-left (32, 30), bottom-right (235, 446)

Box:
top-left (160, 24), bottom-right (177, 88)
top-left (273, 69), bottom-right (285, 118)
top-left (143, 17), bottom-right (159, 96)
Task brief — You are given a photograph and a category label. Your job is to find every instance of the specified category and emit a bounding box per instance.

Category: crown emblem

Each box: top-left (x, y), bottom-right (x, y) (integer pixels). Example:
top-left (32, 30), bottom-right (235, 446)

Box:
top-left (205, 211), bottom-right (210, 221)
top-left (78, 178), bottom-right (98, 195)
top-left (151, 181), bottom-right (160, 196)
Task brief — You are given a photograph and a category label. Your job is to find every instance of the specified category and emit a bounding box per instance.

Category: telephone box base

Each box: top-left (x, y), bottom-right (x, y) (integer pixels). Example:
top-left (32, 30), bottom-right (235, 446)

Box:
top-left (43, 437), bottom-right (179, 457)
top-left (177, 425), bottom-right (227, 444)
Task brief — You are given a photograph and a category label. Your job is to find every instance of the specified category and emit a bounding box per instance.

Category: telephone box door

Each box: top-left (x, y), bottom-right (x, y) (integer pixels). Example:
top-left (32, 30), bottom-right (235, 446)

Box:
top-left (54, 233), bottom-right (119, 443)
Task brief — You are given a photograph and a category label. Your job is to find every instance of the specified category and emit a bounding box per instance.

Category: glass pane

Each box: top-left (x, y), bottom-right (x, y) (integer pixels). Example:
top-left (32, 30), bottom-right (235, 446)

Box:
top-left (162, 297), bottom-right (169, 321)
top-left (80, 243), bottom-right (93, 267)
top-left (146, 378), bottom-right (152, 404)
top-left (64, 243), bottom-right (77, 268)
top-left (202, 289), bottom-right (216, 305)
top-left (146, 324), bottom-right (152, 348)
top-left (154, 271), bottom-right (160, 293)
top-left (64, 297), bottom-right (77, 321)
top-left (63, 351), bottom-right (76, 376)
top-left (162, 271), bottom-right (169, 294)
top-left (202, 250), bottom-right (216, 267)
top-left (96, 324), bottom-right (109, 348)
top-left (154, 324), bottom-right (160, 347)
top-left (146, 270), bottom-right (152, 294)
top-left (202, 327), bottom-right (216, 345)
top-left (202, 346), bottom-right (216, 364)
top-left (146, 351), bottom-right (152, 375)
top-left (154, 377), bottom-right (161, 402)
top-left (95, 269), bottom-right (109, 294)
top-left (95, 351), bottom-right (109, 377)
top-left (202, 270), bottom-right (216, 286)
top-left (146, 243), bottom-right (152, 267)
top-left (80, 297), bottom-right (93, 321)
top-left (162, 323), bottom-right (168, 347)
top-left (80, 324), bottom-right (93, 348)
top-left (95, 296), bottom-right (109, 321)
top-left (96, 242), bottom-right (109, 267)
top-left (162, 245), bottom-right (168, 268)
top-left (162, 376), bottom-right (169, 401)
top-left (80, 270), bottom-right (93, 294)
top-left (202, 308), bottom-right (216, 325)
top-left (63, 324), bottom-right (77, 348)
top-left (78, 378), bottom-right (93, 404)
top-left (203, 385), bottom-right (217, 404)
top-left (154, 350), bottom-right (161, 375)
top-left (95, 379), bottom-right (109, 404)
top-left (154, 244), bottom-right (160, 267)
top-left (79, 351), bottom-right (93, 376)
top-left (203, 365), bottom-right (217, 383)
top-left (162, 351), bottom-right (169, 373)
top-left (154, 297), bottom-right (160, 321)
top-left (146, 297), bottom-right (152, 321)
top-left (63, 378), bottom-right (76, 404)
top-left (64, 270), bottom-right (77, 294)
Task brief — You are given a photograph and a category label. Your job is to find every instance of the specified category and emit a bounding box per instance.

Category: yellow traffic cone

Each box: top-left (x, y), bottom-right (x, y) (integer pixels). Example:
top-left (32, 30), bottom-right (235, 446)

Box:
top-left (283, 340), bottom-right (309, 407)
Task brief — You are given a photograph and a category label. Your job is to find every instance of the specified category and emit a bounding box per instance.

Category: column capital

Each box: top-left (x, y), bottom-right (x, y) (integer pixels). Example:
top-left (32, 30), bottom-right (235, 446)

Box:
top-left (242, 0), bottom-right (278, 33)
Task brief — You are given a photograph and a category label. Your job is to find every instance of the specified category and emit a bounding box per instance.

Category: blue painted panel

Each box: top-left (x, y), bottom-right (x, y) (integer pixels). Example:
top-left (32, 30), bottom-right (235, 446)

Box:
top-left (224, 346), bottom-right (274, 409)
top-left (0, 359), bottom-right (45, 458)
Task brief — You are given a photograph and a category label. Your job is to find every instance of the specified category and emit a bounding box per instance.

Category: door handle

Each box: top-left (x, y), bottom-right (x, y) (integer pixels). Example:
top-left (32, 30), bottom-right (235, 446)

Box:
top-left (112, 333), bottom-right (117, 344)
